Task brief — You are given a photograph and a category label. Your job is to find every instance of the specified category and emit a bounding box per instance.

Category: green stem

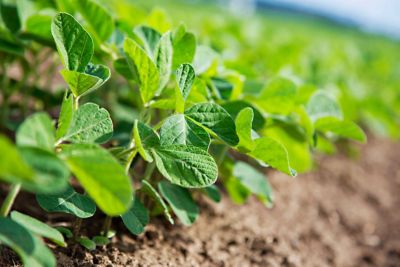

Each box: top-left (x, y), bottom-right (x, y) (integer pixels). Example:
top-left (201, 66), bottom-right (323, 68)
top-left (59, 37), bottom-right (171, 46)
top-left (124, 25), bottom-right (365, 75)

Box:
top-left (73, 96), bottom-right (80, 111)
top-left (0, 184), bottom-right (21, 217)
top-left (143, 161), bottom-right (156, 181)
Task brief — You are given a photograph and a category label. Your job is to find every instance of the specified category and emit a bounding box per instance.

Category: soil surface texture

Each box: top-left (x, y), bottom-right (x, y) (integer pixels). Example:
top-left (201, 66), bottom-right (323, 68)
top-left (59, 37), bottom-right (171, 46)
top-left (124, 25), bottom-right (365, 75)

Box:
top-left (1, 136), bottom-right (400, 267)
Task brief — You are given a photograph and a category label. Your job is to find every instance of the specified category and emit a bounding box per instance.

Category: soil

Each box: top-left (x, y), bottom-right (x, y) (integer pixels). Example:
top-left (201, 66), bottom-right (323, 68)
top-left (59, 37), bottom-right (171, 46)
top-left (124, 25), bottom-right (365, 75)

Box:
top-left (1, 136), bottom-right (400, 267)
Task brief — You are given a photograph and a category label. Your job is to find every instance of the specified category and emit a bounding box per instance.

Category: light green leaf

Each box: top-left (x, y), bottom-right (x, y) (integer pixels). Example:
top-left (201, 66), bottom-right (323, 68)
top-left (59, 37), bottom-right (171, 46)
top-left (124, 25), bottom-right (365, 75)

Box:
top-left (78, 237), bottom-right (96, 250)
top-left (155, 31), bottom-right (173, 94)
top-left (10, 211), bottom-right (66, 247)
top-left (139, 180), bottom-right (173, 224)
top-left (60, 63), bottom-right (110, 98)
top-left (134, 25), bottom-right (161, 57)
top-left (51, 12), bottom-right (93, 72)
top-left (18, 147), bottom-right (70, 193)
top-left (152, 145), bottom-right (218, 188)
top-left (158, 181), bottom-right (199, 226)
top-left (185, 103), bottom-right (239, 146)
top-left (60, 144), bottom-right (133, 216)
top-left (73, 0), bottom-right (114, 43)
top-left (56, 92), bottom-right (74, 139)
top-left (307, 91), bottom-right (342, 122)
top-left (16, 112), bottom-right (55, 151)
top-left (133, 120), bottom-right (160, 162)
top-left (0, 217), bottom-right (56, 267)
top-left (0, 135), bottom-right (34, 185)
top-left (315, 117), bottom-right (366, 142)
top-left (224, 175), bottom-right (251, 205)
top-left (249, 137), bottom-right (297, 177)
top-left (257, 77), bottom-right (296, 114)
top-left (121, 196), bottom-right (149, 235)
top-left (36, 185), bottom-right (96, 218)
top-left (233, 162), bottom-right (274, 207)
top-left (62, 103), bottom-right (113, 144)
top-left (235, 108), bottom-right (255, 152)
top-left (176, 63), bottom-right (195, 100)
top-left (160, 114), bottom-right (210, 150)
top-left (124, 38), bottom-right (159, 104)
top-left (172, 31), bottom-right (196, 69)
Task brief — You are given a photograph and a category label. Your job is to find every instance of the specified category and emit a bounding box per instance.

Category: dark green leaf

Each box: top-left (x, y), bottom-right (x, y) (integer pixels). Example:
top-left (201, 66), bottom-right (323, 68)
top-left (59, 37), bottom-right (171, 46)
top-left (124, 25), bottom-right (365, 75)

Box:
top-left (139, 180), bottom-right (174, 224)
top-left (158, 181), bottom-right (199, 226)
top-left (185, 103), bottom-right (239, 146)
top-left (222, 100), bottom-right (265, 131)
top-left (203, 185), bottom-right (221, 203)
top-left (10, 211), bottom-right (66, 247)
top-left (133, 120), bottom-right (160, 162)
top-left (78, 237), bottom-right (96, 250)
top-left (0, 217), bottom-right (56, 267)
top-left (160, 114), bottom-right (210, 150)
top-left (153, 145), bottom-right (217, 188)
top-left (36, 185), bottom-right (96, 218)
top-left (121, 196), bottom-right (149, 235)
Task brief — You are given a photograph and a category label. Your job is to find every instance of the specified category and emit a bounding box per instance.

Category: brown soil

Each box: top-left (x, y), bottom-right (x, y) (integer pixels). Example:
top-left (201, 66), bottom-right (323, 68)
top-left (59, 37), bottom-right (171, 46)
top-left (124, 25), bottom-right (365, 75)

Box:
top-left (1, 136), bottom-right (400, 267)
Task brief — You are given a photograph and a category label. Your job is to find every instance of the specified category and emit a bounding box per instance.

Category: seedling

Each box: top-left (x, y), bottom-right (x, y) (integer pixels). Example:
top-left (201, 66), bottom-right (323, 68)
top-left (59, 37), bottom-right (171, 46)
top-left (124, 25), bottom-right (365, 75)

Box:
top-left (0, 1), bottom-right (367, 266)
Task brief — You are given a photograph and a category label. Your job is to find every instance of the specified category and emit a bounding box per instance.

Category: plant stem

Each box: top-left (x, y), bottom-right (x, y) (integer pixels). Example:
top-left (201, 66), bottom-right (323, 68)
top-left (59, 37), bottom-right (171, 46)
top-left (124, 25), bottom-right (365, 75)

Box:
top-left (72, 217), bottom-right (83, 241)
top-left (0, 184), bottom-right (21, 217)
top-left (101, 216), bottom-right (112, 237)
top-left (143, 162), bottom-right (156, 181)
top-left (73, 96), bottom-right (80, 111)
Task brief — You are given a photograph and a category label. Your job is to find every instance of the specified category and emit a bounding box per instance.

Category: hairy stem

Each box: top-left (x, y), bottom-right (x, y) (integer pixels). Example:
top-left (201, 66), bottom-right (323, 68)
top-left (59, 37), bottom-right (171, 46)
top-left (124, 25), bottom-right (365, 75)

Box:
top-left (0, 184), bottom-right (21, 217)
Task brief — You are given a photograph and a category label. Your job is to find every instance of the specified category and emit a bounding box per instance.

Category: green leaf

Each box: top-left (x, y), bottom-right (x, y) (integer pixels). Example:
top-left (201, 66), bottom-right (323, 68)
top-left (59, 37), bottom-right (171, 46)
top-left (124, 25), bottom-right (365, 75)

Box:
top-left (224, 175), bottom-right (251, 205)
top-left (55, 227), bottom-right (73, 238)
top-left (160, 114), bottom-right (210, 150)
top-left (155, 31), bottom-right (173, 94)
top-left (233, 162), bottom-right (274, 207)
top-left (315, 117), bottom-right (366, 142)
top-left (210, 77), bottom-right (233, 100)
top-left (257, 77), bottom-right (296, 114)
top-left (158, 181), bottom-right (199, 226)
top-left (176, 63), bottom-right (195, 100)
top-left (152, 145), bottom-right (218, 188)
top-left (173, 31), bottom-right (196, 69)
top-left (18, 147), bottom-right (70, 193)
top-left (78, 237), bottom-right (96, 250)
top-left (235, 108), bottom-right (255, 152)
top-left (36, 185), bottom-right (96, 218)
top-left (10, 211), bottom-right (66, 247)
top-left (306, 91), bottom-right (342, 122)
top-left (92, 235), bottom-right (110, 246)
top-left (0, 3), bottom-right (21, 33)
top-left (249, 137), bottom-right (297, 177)
top-left (0, 217), bottom-right (56, 267)
top-left (121, 196), bottom-right (149, 235)
top-left (185, 103), bottom-right (239, 146)
top-left (60, 144), bottom-right (133, 216)
top-left (16, 112), bottom-right (56, 151)
top-left (51, 12), bottom-right (93, 72)
top-left (0, 135), bottom-right (34, 186)
top-left (61, 103), bottom-right (113, 144)
top-left (203, 185), bottom-right (221, 203)
top-left (134, 25), bottom-right (161, 57)
top-left (113, 57), bottom-right (134, 80)
top-left (222, 100), bottom-right (265, 131)
top-left (73, 0), bottom-right (114, 43)
top-left (60, 63), bottom-right (110, 98)
top-left (139, 180), bottom-right (174, 224)
top-left (124, 38), bottom-right (159, 104)
top-left (56, 92), bottom-right (74, 139)
top-left (133, 120), bottom-right (160, 162)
